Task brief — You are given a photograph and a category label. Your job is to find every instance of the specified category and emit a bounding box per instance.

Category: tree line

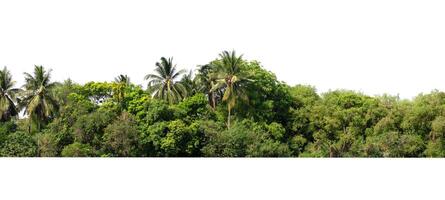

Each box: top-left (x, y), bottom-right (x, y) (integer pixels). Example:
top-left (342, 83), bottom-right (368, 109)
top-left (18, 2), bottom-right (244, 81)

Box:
top-left (1, 50), bottom-right (445, 157)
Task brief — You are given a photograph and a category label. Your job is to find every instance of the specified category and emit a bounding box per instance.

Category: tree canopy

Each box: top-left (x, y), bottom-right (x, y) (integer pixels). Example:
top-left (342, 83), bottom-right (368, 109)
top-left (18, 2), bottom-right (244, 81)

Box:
top-left (1, 51), bottom-right (444, 157)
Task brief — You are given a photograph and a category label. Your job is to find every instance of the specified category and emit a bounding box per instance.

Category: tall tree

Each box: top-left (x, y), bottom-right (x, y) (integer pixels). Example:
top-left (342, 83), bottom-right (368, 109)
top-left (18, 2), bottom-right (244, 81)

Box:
top-left (180, 70), bottom-right (198, 97)
top-left (195, 64), bottom-right (220, 109)
top-left (211, 51), bottom-right (250, 128)
top-left (144, 57), bottom-right (187, 104)
top-left (114, 74), bottom-right (131, 86)
top-left (19, 65), bottom-right (59, 132)
top-left (113, 74), bottom-right (131, 105)
top-left (0, 67), bottom-right (21, 121)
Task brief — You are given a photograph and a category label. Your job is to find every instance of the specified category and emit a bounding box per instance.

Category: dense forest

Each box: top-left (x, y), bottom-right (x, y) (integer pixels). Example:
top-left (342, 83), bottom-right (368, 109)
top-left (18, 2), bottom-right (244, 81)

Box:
top-left (1, 51), bottom-right (444, 157)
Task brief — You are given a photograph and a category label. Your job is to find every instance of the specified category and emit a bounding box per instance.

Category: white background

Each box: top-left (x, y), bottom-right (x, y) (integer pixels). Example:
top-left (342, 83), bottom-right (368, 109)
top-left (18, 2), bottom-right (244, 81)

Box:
top-left (1, 1), bottom-right (445, 199)
top-left (1, 0), bottom-right (445, 99)
top-left (0, 158), bottom-right (444, 200)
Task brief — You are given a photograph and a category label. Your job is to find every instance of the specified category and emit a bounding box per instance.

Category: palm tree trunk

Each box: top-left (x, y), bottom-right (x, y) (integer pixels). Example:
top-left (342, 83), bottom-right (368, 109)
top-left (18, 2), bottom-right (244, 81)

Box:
top-left (207, 93), bottom-right (213, 110)
top-left (227, 106), bottom-right (231, 129)
top-left (28, 117), bottom-right (33, 133)
top-left (211, 92), bottom-right (216, 109)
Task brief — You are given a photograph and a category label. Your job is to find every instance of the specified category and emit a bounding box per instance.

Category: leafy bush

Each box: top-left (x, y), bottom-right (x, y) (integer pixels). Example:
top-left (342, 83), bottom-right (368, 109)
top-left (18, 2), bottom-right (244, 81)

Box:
top-left (61, 142), bottom-right (95, 157)
top-left (102, 112), bottom-right (139, 156)
top-left (0, 131), bottom-right (37, 157)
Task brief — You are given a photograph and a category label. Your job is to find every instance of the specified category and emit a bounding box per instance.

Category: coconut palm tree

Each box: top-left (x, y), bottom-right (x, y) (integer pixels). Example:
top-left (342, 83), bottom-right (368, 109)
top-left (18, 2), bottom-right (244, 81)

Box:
top-left (114, 74), bottom-right (131, 86)
top-left (53, 78), bottom-right (76, 105)
top-left (0, 67), bottom-right (21, 121)
top-left (113, 74), bottom-right (131, 106)
top-left (180, 70), bottom-right (199, 97)
top-left (195, 64), bottom-right (220, 109)
top-left (211, 51), bottom-right (250, 128)
top-left (144, 57), bottom-right (187, 104)
top-left (19, 65), bottom-right (59, 132)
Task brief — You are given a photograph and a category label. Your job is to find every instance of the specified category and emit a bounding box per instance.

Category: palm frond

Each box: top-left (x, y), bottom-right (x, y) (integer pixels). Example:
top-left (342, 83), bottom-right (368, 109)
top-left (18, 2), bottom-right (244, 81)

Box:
top-left (145, 57), bottom-right (187, 104)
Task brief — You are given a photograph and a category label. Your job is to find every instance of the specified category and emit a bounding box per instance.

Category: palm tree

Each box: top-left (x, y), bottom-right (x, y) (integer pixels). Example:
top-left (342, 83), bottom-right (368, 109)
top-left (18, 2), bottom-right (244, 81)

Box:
top-left (114, 74), bottom-right (131, 86)
top-left (0, 67), bottom-right (21, 121)
top-left (211, 51), bottom-right (250, 128)
top-left (144, 57), bottom-right (187, 104)
top-left (19, 65), bottom-right (59, 132)
top-left (196, 64), bottom-right (219, 109)
top-left (54, 78), bottom-right (76, 104)
top-left (180, 70), bottom-right (199, 97)
top-left (113, 74), bottom-right (131, 106)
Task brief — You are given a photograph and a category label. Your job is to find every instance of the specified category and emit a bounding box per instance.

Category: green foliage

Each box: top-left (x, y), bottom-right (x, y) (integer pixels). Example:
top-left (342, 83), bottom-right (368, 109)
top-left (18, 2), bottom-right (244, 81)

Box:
top-left (126, 87), bottom-right (151, 120)
top-left (0, 121), bottom-right (16, 142)
top-left (180, 70), bottom-right (199, 97)
top-left (61, 142), bottom-right (95, 157)
top-left (19, 65), bottom-right (59, 131)
top-left (289, 135), bottom-right (307, 156)
top-left (102, 112), bottom-right (139, 156)
top-left (144, 57), bottom-right (187, 104)
top-left (210, 51), bottom-right (251, 128)
top-left (139, 121), bottom-right (168, 156)
top-left (140, 120), bottom-right (202, 156)
top-left (53, 79), bottom-right (78, 105)
top-left (0, 67), bottom-right (21, 121)
top-left (364, 132), bottom-right (425, 157)
top-left (202, 120), bottom-right (291, 157)
top-left (0, 131), bottom-right (37, 157)
top-left (40, 93), bottom-right (96, 151)
top-left (129, 97), bottom-right (174, 126)
top-left (290, 85), bottom-right (320, 106)
top-left (266, 122), bottom-right (286, 141)
top-left (238, 61), bottom-right (296, 127)
top-left (288, 85), bottom-right (319, 142)
top-left (77, 81), bottom-right (113, 104)
top-left (161, 120), bottom-right (201, 156)
top-left (3, 52), bottom-right (445, 157)
top-left (194, 64), bottom-right (220, 109)
top-left (401, 91), bottom-right (445, 137)
top-left (72, 109), bottom-right (116, 146)
top-left (303, 90), bottom-right (385, 157)
top-left (37, 132), bottom-right (59, 157)
top-left (173, 93), bottom-right (215, 122)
